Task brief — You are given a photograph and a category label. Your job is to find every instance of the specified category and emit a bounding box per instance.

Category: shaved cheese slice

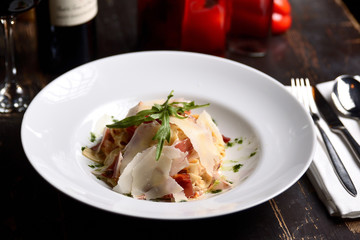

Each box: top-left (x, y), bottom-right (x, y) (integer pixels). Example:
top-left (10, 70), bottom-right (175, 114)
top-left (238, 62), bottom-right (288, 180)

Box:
top-left (126, 100), bottom-right (163, 117)
top-left (115, 145), bottom-right (187, 201)
top-left (131, 146), bottom-right (186, 200)
top-left (126, 98), bottom-right (190, 117)
top-left (144, 178), bottom-right (183, 200)
top-left (197, 110), bottom-right (225, 147)
top-left (113, 149), bottom-right (146, 194)
top-left (169, 154), bottom-right (189, 176)
top-left (170, 114), bottom-right (220, 176)
top-left (120, 121), bottom-right (160, 173)
top-left (172, 191), bottom-right (188, 202)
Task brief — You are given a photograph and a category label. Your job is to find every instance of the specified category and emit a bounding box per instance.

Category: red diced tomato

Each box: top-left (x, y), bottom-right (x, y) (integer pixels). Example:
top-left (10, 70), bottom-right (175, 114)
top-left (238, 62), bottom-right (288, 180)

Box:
top-left (222, 135), bottom-right (231, 143)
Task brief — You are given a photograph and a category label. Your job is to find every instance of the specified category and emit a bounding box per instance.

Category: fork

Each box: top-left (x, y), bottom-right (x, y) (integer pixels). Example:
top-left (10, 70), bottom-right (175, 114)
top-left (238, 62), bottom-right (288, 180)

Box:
top-left (291, 78), bottom-right (357, 197)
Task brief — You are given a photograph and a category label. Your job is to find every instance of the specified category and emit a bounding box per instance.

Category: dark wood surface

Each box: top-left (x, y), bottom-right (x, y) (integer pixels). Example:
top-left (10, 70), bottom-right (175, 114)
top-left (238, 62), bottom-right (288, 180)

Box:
top-left (1, 0), bottom-right (360, 239)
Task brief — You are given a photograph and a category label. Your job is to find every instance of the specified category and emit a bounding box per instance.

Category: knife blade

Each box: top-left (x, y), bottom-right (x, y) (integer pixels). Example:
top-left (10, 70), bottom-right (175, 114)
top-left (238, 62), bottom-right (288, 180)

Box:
top-left (314, 86), bottom-right (360, 164)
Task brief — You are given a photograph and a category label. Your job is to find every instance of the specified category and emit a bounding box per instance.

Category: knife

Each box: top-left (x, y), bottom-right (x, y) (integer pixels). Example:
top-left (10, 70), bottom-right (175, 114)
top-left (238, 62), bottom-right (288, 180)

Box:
top-left (314, 86), bottom-right (360, 165)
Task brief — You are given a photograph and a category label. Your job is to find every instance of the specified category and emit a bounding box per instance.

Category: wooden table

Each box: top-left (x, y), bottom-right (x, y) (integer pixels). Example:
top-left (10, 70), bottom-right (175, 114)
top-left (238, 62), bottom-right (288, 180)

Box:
top-left (1, 0), bottom-right (360, 239)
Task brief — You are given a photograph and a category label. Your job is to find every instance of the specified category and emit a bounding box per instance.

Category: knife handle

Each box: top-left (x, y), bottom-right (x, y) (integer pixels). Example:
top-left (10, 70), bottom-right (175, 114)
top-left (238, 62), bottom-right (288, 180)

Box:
top-left (315, 121), bottom-right (357, 197)
top-left (333, 127), bottom-right (360, 165)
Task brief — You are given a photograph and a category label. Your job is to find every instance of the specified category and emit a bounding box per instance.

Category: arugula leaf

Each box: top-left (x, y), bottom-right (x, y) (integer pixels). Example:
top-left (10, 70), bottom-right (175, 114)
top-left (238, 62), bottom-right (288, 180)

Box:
top-left (152, 110), bottom-right (170, 160)
top-left (106, 90), bottom-right (209, 160)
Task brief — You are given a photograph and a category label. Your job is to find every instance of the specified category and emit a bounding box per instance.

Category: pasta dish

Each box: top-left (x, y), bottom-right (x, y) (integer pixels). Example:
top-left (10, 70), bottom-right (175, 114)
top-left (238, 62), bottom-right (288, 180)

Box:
top-left (82, 92), bottom-right (231, 202)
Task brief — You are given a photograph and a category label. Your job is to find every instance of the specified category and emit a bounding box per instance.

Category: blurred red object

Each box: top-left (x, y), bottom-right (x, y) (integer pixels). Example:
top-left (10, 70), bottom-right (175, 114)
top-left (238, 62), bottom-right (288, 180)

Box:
top-left (229, 0), bottom-right (273, 38)
top-left (137, 0), bottom-right (231, 56)
top-left (137, 0), bottom-right (185, 50)
top-left (181, 0), bottom-right (230, 56)
top-left (271, 0), bottom-right (292, 34)
top-left (227, 0), bottom-right (273, 56)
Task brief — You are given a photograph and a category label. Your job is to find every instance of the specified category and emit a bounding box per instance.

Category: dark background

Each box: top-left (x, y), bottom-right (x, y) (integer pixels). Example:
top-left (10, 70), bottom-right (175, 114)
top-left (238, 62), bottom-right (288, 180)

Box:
top-left (1, 0), bottom-right (360, 239)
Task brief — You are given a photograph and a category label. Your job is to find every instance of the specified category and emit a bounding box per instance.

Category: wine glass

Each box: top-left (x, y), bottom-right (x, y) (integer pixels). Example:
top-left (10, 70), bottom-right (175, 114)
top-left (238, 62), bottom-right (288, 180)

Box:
top-left (0, 0), bottom-right (40, 113)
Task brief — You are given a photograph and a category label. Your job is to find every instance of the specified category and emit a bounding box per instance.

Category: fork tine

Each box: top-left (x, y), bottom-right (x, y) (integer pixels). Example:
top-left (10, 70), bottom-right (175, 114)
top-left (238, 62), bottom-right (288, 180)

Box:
top-left (291, 78), bottom-right (303, 108)
top-left (291, 78), bottom-right (300, 107)
top-left (291, 78), bottom-right (313, 114)
top-left (293, 78), bottom-right (303, 107)
top-left (300, 78), bottom-right (309, 110)
top-left (291, 78), bottom-right (296, 95)
top-left (297, 78), bottom-right (301, 101)
top-left (291, 78), bottom-right (301, 104)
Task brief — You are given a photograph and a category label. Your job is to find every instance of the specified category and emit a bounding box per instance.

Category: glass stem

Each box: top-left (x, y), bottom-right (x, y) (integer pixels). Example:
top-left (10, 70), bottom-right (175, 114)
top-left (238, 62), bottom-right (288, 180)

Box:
top-left (1, 17), bottom-right (18, 85)
top-left (1, 16), bottom-right (29, 113)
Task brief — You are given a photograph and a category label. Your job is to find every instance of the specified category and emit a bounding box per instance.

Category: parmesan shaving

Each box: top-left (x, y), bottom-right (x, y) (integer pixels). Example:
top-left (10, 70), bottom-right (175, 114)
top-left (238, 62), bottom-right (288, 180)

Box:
top-left (115, 146), bottom-right (187, 201)
top-left (169, 112), bottom-right (220, 176)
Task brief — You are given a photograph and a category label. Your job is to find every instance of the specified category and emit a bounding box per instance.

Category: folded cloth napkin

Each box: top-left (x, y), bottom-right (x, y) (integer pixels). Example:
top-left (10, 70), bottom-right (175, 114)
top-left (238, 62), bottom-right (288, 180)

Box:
top-left (306, 81), bottom-right (360, 218)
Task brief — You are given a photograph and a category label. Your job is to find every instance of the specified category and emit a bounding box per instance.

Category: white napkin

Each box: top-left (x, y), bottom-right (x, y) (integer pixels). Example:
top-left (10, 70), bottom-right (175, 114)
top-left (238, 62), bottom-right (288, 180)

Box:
top-left (306, 81), bottom-right (360, 218)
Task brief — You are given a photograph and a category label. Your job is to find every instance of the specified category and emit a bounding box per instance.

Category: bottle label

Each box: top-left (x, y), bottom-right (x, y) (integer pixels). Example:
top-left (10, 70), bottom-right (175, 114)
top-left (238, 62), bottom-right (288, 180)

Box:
top-left (49, 0), bottom-right (98, 27)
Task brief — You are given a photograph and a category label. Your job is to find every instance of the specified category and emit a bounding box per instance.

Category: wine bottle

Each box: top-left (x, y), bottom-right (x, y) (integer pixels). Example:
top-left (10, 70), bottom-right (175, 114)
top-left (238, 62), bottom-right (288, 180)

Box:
top-left (36, 0), bottom-right (98, 74)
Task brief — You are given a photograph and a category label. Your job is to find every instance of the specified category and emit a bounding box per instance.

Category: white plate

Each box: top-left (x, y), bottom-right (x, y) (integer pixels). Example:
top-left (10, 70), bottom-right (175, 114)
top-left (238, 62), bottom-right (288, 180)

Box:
top-left (21, 51), bottom-right (316, 220)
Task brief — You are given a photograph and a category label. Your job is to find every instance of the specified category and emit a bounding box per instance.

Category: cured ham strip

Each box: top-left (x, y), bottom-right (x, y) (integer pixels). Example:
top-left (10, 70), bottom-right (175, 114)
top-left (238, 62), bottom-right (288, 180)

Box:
top-left (169, 112), bottom-right (220, 177)
top-left (91, 148), bottom-right (123, 186)
top-left (100, 149), bottom-right (123, 179)
top-left (82, 128), bottom-right (116, 163)
top-left (173, 173), bottom-right (195, 198)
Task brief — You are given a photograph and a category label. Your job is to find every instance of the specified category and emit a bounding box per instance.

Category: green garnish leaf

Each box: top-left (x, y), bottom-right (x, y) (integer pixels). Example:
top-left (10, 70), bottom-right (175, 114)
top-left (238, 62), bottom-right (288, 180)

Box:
top-left (211, 189), bottom-right (222, 194)
top-left (106, 90), bottom-right (209, 160)
top-left (233, 164), bottom-right (243, 173)
top-left (88, 163), bottom-right (103, 169)
top-left (90, 132), bottom-right (96, 142)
